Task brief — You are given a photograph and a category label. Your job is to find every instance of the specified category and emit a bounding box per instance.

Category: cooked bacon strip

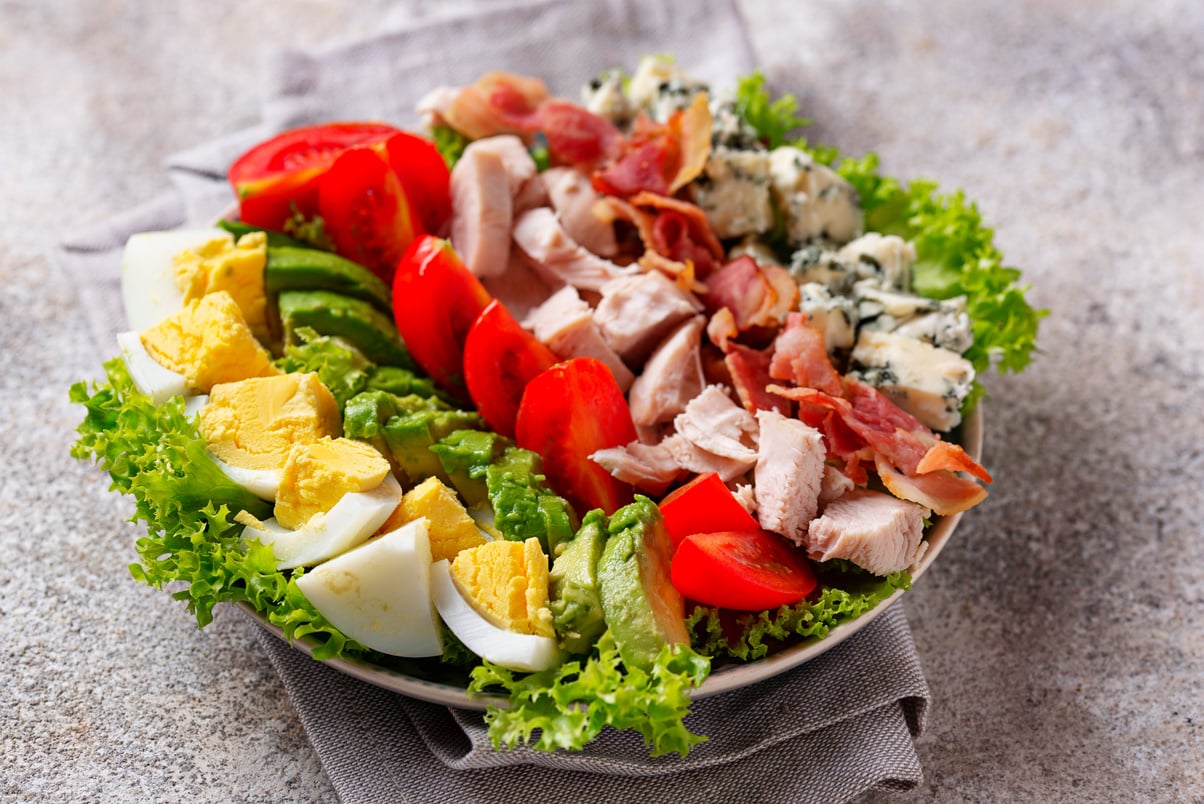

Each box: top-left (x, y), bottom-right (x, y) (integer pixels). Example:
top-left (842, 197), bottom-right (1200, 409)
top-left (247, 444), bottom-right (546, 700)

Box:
top-left (726, 343), bottom-right (791, 416)
top-left (769, 378), bottom-right (990, 485)
top-left (529, 100), bottom-right (623, 169)
top-left (637, 250), bottom-right (707, 295)
top-left (703, 256), bottom-right (799, 330)
top-left (443, 71), bottom-right (548, 140)
top-left (667, 93), bottom-right (713, 193)
top-left (628, 192), bottom-right (724, 276)
top-left (769, 312), bottom-right (843, 395)
top-left (706, 308), bottom-right (739, 352)
top-left (875, 455), bottom-right (988, 516)
top-left (916, 440), bottom-right (993, 483)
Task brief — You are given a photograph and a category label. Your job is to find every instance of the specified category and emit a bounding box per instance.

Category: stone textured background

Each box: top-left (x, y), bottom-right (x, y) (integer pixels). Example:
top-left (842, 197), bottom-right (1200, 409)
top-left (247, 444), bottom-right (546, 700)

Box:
top-left (2, 1), bottom-right (1200, 801)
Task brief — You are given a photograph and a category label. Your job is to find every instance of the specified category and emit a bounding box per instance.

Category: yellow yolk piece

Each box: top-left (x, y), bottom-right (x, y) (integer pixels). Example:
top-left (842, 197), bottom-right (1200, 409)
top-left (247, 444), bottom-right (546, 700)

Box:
top-left (199, 373), bottom-right (341, 471)
top-left (174, 232), bottom-right (269, 337)
top-left (274, 437), bottom-right (391, 530)
top-left (448, 538), bottom-right (554, 638)
top-left (377, 476), bottom-right (488, 562)
top-left (139, 291), bottom-right (277, 393)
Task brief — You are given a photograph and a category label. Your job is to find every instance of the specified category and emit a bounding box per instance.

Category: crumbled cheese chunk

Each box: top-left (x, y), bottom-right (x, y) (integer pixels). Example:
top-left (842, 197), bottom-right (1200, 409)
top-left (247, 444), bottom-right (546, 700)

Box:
top-left (799, 282), bottom-right (859, 352)
top-left (850, 329), bottom-right (975, 431)
top-left (768, 146), bottom-right (863, 246)
top-left (692, 147), bottom-right (774, 239)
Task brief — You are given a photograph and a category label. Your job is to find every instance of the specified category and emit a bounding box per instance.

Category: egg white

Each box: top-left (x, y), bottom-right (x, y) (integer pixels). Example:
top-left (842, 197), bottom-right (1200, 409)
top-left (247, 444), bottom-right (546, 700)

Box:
top-left (241, 472), bottom-right (404, 570)
top-left (117, 330), bottom-right (189, 405)
top-left (296, 518), bottom-right (444, 657)
top-left (120, 228), bottom-right (233, 331)
top-left (430, 558), bottom-right (564, 673)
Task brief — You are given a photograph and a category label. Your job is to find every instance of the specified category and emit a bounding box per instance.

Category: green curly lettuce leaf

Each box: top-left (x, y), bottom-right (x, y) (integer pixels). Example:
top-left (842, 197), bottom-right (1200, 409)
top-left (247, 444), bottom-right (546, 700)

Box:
top-left (468, 630), bottom-right (710, 757)
top-left (432, 124), bottom-right (470, 169)
top-left (686, 569), bottom-right (911, 662)
top-left (733, 70), bottom-right (811, 149)
top-left (69, 358), bottom-right (369, 657)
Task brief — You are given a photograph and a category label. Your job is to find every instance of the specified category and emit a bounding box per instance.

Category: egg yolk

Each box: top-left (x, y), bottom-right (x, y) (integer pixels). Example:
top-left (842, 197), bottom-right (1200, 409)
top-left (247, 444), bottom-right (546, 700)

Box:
top-left (174, 232), bottom-right (269, 338)
top-left (449, 538), bottom-right (554, 637)
top-left (140, 290), bottom-right (277, 392)
top-left (376, 476), bottom-right (487, 562)
top-left (274, 437), bottom-right (391, 530)
top-left (200, 372), bottom-right (341, 471)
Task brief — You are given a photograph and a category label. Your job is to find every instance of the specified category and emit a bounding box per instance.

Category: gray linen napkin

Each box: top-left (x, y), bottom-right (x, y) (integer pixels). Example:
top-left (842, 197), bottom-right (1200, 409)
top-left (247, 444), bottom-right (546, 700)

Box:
top-left (60, 1), bottom-right (932, 800)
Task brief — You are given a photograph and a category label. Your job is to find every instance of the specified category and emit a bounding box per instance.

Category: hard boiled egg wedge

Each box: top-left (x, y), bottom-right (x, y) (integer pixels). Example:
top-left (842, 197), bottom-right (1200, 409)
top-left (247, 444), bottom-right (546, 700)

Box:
top-left (116, 330), bottom-right (188, 405)
top-left (431, 557), bottom-right (564, 673)
top-left (120, 228), bottom-right (233, 331)
top-left (240, 472), bottom-right (403, 570)
top-left (296, 518), bottom-right (444, 657)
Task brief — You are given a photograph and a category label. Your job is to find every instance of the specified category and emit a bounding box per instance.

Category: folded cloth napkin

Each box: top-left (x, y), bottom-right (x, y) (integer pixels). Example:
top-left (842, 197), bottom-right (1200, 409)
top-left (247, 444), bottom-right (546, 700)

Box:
top-left (60, 0), bottom-right (932, 800)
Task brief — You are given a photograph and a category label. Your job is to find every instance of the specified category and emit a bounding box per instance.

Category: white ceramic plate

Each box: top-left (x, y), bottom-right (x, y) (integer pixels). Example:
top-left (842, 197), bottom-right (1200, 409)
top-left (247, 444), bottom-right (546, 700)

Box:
top-left (241, 406), bottom-right (982, 709)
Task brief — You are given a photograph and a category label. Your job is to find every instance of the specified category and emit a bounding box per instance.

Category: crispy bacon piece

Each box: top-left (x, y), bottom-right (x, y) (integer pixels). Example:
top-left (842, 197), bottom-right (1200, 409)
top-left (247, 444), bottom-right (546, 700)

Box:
top-left (769, 312), bottom-right (843, 396)
top-left (593, 95), bottom-right (712, 198)
top-left (597, 192), bottom-right (723, 277)
top-left (875, 455), bottom-right (989, 516)
top-left (768, 378), bottom-right (989, 487)
top-left (726, 343), bottom-right (792, 416)
top-left (443, 72), bottom-right (548, 140)
top-left (702, 256), bottom-right (799, 331)
top-left (915, 439), bottom-right (993, 483)
top-left (529, 100), bottom-right (624, 169)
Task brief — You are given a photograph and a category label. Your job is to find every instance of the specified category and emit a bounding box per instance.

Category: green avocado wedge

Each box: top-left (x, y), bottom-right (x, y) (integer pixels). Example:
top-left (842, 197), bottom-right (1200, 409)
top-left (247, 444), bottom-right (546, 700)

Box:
top-left (597, 496), bottom-right (689, 672)
top-left (277, 289), bottom-right (412, 369)
top-left (549, 509), bottom-right (609, 656)
top-left (266, 247), bottom-right (393, 314)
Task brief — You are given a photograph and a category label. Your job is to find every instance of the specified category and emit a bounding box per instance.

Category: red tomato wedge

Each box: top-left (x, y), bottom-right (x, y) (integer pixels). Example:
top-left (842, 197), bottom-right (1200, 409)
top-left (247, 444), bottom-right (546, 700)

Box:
top-left (515, 357), bottom-right (637, 516)
top-left (658, 472), bottom-right (761, 549)
top-left (228, 122), bottom-right (399, 229)
top-left (318, 146), bottom-right (419, 285)
top-left (378, 131), bottom-right (453, 236)
top-left (463, 300), bottom-right (558, 438)
top-left (392, 236), bottom-right (492, 399)
top-left (671, 530), bottom-right (817, 611)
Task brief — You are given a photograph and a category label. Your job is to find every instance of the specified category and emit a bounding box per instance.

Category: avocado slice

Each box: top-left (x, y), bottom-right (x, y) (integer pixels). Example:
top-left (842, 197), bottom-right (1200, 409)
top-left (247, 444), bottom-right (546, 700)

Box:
top-left (597, 496), bottom-right (689, 672)
top-left (486, 449), bottom-right (576, 555)
top-left (278, 289), bottom-right (412, 368)
top-left (383, 407), bottom-right (483, 487)
top-left (549, 510), bottom-right (609, 655)
top-left (217, 220), bottom-right (309, 249)
top-left (430, 429), bottom-right (508, 507)
top-left (266, 247), bottom-right (393, 314)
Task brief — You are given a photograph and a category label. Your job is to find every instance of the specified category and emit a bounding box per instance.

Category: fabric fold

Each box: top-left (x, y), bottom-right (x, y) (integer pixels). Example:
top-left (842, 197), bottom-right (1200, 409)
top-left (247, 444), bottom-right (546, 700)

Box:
top-left (255, 602), bottom-right (926, 803)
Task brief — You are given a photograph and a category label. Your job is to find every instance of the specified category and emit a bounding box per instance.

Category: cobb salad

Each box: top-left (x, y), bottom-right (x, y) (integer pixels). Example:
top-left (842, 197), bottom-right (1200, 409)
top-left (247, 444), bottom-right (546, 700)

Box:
top-left (71, 56), bottom-right (1041, 757)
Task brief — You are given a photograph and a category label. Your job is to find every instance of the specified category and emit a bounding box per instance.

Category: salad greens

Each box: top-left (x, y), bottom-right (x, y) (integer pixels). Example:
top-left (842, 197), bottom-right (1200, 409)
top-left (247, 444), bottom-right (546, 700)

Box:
top-left (469, 630), bottom-right (711, 756)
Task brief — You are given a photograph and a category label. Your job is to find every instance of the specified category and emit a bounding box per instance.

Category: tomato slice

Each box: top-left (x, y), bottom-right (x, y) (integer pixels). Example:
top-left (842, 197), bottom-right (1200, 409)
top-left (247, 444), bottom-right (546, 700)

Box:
top-left (228, 122), bottom-right (399, 230)
top-left (463, 300), bottom-right (558, 438)
top-left (515, 357), bottom-right (637, 516)
top-left (318, 146), bottom-right (419, 285)
top-left (392, 236), bottom-right (492, 399)
top-left (658, 472), bottom-right (761, 550)
top-left (670, 530), bottom-right (817, 611)
top-left (378, 131), bottom-right (453, 236)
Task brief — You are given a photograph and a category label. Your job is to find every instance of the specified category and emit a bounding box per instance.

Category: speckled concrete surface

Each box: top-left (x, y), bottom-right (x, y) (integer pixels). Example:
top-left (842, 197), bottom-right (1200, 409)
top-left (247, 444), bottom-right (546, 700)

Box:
top-left (2, 1), bottom-right (1201, 801)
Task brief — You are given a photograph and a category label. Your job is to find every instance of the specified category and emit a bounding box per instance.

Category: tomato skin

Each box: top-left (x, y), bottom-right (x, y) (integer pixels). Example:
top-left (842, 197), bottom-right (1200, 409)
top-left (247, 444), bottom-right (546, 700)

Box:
top-left (229, 122), bottom-right (399, 229)
top-left (318, 146), bottom-right (419, 285)
top-left (670, 530), bottom-right (817, 611)
top-left (515, 357), bottom-right (637, 516)
top-left (658, 472), bottom-right (761, 550)
top-left (378, 131), bottom-right (453, 236)
top-left (392, 236), bottom-right (492, 399)
top-left (463, 300), bottom-right (558, 438)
